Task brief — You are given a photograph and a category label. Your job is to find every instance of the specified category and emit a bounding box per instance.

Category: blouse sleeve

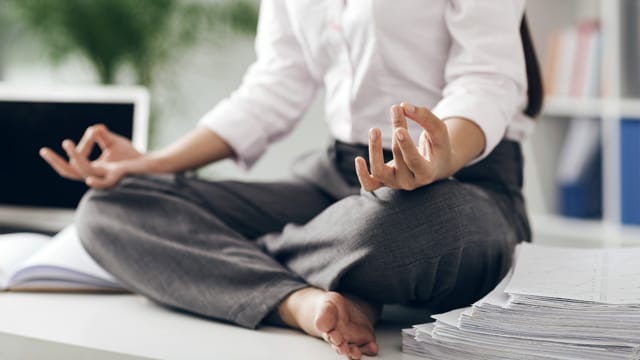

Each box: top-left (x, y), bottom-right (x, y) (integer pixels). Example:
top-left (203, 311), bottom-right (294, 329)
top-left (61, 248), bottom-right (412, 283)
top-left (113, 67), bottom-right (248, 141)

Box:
top-left (431, 0), bottom-right (528, 164)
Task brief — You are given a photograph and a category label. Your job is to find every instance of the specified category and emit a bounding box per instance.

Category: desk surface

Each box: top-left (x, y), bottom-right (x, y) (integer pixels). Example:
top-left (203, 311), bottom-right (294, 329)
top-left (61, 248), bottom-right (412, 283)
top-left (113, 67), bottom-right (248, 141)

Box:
top-left (0, 292), bottom-right (423, 360)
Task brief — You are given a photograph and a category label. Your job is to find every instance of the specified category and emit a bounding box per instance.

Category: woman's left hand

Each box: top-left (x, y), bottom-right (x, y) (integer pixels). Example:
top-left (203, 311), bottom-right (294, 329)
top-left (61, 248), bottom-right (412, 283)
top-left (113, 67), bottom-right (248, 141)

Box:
top-left (355, 103), bottom-right (455, 192)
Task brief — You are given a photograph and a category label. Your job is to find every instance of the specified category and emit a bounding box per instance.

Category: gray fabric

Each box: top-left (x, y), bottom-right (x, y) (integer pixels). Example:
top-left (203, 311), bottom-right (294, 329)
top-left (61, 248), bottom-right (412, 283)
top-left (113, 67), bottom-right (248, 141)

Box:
top-left (76, 140), bottom-right (529, 329)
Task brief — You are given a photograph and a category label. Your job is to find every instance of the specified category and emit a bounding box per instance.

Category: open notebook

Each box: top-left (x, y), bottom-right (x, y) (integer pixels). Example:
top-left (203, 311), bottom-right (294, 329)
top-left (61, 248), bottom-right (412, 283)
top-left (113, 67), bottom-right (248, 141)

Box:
top-left (0, 226), bottom-right (125, 292)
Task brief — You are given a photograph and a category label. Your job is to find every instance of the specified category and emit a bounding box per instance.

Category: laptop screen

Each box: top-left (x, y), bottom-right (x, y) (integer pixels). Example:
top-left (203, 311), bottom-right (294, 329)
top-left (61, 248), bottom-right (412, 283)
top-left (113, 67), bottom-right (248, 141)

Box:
top-left (1, 101), bottom-right (135, 209)
top-left (0, 85), bottom-right (148, 231)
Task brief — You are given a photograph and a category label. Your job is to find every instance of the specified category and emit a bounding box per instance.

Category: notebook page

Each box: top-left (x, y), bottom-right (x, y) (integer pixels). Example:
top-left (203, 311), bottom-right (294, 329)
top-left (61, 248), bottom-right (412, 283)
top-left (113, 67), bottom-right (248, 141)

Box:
top-left (10, 225), bottom-right (120, 289)
top-left (0, 233), bottom-right (50, 288)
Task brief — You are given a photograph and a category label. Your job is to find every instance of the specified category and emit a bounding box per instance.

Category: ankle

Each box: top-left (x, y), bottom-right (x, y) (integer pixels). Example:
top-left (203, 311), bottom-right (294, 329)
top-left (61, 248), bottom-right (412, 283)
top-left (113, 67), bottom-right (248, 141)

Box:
top-left (277, 287), bottom-right (323, 330)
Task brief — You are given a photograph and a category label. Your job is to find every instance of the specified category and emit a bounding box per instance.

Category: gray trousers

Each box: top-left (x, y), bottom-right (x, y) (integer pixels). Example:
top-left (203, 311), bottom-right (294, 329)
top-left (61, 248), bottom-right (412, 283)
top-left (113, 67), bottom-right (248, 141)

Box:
top-left (75, 140), bottom-right (530, 328)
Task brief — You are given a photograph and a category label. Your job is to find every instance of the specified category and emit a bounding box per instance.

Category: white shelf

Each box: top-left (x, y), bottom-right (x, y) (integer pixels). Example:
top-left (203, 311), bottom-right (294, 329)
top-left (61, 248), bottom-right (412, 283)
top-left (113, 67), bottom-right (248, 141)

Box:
top-left (543, 97), bottom-right (640, 118)
top-left (531, 212), bottom-right (640, 247)
top-left (542, 97), bottom-right (604, 117)
top-left (534, 95), bottom-right (640, 244)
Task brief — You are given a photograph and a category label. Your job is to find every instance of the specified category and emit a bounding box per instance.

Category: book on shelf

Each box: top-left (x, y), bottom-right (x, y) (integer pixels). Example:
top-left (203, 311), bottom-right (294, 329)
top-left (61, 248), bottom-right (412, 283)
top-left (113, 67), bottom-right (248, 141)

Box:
top-left (0, 225), bottom-right (125, 292)
top-left (621, 0), bottom-right (640, 97)
top-left (621, 119), bottom-right (640, 225)
top-left (556, 117), bottom-right (602, 219)
top-left (543, 20), bottom-right (602, 98)
top-left (402, 243), bottom-right (640, 360)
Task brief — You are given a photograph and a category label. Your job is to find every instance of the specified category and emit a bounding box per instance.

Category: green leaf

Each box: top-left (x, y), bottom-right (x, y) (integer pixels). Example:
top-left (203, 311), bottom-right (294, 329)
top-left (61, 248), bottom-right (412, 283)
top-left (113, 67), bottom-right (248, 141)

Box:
top-left (5, 0), bottom-right (258, 85)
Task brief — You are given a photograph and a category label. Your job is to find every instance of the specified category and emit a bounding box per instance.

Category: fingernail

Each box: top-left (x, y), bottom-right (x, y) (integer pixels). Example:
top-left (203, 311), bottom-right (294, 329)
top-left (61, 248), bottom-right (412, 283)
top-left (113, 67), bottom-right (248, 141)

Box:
top-left (39, 148), bottom-right (47, 156)
top-left (369, 128), bottom-right (377, 141)
top-left (396, 129), bottom-right (405, 141)
top-left (403, 102), bottom-right (416, 113)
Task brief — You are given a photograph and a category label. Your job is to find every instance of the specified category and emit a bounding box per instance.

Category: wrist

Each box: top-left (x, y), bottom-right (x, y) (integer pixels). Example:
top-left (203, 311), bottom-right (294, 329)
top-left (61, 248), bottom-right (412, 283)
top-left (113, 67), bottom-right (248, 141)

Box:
top-left (118, 153), bottom-right (166, 175)
top-left (443, 117), bottom-right (486, 174)
top-left (442, 148), bottom-right (460, 179)
top-left (142, 152), bottom-right (169, 173)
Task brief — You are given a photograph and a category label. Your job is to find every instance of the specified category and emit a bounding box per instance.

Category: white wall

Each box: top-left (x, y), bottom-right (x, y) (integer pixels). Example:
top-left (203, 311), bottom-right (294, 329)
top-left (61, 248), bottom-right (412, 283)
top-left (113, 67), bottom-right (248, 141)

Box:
top-left (149, 39), bottom-right (329, 181)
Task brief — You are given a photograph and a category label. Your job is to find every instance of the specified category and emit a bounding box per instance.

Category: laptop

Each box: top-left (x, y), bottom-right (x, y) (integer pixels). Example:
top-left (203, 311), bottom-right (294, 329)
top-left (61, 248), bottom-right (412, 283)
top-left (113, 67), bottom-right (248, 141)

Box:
top-left (0, 85), bottom-right (149, 232)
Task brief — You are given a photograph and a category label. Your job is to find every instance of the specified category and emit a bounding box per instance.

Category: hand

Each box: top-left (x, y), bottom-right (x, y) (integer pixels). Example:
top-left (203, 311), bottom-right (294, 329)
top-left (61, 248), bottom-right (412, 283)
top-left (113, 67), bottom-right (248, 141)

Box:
top-left (39, 124), bottom-right (143, 189)
top-left (355, 103), bottom-right (454, 192)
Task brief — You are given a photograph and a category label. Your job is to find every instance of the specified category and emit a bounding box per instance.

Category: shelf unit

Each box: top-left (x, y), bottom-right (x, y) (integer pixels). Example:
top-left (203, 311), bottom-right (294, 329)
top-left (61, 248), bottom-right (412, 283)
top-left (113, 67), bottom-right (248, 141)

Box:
top-left (525, 0), bottom-right (640, 247)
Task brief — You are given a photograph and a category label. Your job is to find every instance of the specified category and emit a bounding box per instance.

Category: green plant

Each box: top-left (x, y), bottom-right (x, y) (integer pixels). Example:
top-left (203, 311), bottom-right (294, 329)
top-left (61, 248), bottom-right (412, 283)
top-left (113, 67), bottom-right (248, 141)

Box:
top-left (0, 1), bottom-right (9, 78)
top-left (7, 0), bottom-right (258, 86)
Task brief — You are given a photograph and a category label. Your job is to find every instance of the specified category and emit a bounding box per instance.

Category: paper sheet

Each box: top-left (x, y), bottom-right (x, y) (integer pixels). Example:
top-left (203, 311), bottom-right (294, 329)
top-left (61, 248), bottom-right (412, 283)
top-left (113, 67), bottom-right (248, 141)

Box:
top-left (505, 243), bottom-right (640, 304)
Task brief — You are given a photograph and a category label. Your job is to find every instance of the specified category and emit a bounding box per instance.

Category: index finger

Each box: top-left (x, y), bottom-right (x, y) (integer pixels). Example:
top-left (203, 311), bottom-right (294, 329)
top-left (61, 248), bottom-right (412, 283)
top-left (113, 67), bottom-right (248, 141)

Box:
top-left (77, 124), bottom-right (108, 158)
top-left (396, 128), bottom-right (432, 179)
top-left (62, 140), bottom-right (107, 178)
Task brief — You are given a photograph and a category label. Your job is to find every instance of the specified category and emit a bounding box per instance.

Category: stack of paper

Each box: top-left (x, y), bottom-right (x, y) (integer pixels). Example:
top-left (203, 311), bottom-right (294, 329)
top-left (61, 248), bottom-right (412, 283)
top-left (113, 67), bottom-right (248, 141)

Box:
top-left (403, 243), bottom-right (640, 360)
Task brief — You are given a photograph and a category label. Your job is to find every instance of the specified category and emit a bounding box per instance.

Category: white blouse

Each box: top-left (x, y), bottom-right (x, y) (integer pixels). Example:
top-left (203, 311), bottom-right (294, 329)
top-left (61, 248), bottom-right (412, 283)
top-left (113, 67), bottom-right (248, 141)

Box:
top-left (200, 0), bottom-right (533, 169)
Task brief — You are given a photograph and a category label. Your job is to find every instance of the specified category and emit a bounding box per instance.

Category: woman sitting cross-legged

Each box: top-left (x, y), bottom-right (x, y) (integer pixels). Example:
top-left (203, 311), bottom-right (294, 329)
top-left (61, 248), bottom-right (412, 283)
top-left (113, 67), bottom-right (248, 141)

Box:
top-left (40, 1), bottom-right (540, 359)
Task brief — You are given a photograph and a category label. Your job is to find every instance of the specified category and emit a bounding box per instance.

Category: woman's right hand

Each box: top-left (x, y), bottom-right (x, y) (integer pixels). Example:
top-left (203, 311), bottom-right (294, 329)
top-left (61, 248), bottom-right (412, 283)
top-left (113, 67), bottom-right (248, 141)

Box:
top-left (39, 124), bottom-right (145, 189)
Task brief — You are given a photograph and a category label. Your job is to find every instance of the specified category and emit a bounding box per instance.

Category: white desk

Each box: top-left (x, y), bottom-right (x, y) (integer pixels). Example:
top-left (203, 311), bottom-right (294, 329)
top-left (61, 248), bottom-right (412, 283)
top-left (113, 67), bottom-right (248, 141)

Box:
top-left (0, 293), bottom-right (424, 360)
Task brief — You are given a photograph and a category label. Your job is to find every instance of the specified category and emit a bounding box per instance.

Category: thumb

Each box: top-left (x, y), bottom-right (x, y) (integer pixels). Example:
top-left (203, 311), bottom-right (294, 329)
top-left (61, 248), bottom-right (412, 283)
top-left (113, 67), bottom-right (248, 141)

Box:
top-left (86, 164), bottom-right (125, 189)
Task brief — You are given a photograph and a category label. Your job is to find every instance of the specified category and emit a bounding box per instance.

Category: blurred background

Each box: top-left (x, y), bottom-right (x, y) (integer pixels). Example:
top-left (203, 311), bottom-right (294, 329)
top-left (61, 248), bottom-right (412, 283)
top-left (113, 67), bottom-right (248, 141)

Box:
top-left (0, 0), bottom-right (328, 181)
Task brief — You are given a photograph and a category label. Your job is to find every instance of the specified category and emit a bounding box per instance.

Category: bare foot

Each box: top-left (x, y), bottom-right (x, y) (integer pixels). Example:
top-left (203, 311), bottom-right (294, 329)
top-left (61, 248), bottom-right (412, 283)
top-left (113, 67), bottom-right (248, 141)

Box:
top-left (278, 287), bottom-right (381, 359)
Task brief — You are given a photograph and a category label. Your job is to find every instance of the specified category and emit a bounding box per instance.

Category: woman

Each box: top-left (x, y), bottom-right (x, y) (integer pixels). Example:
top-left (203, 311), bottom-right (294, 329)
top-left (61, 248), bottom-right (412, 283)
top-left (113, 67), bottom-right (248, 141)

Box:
top-left (40, 1), bottom-right (541, 358)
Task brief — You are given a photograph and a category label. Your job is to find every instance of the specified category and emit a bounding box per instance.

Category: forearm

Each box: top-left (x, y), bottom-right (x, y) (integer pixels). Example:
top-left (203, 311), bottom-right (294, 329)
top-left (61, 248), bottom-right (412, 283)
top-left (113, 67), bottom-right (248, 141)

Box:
top-left (443, 117), bottom-right (486, 175)
top-left (125, 126), bottom-right (234, 174)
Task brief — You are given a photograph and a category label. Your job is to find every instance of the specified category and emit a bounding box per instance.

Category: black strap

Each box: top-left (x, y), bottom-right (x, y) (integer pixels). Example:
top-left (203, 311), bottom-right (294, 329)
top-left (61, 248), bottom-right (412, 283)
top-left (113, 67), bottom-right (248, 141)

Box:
top-left (520, 15), bottom-right (544, 118)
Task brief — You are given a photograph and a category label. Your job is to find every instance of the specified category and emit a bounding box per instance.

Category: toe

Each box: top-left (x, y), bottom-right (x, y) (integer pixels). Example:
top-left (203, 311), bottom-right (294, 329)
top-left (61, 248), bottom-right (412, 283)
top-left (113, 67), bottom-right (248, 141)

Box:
top-left (335, 341), bottom-right (349, 356)
top-left (348, 344), bottom-right (362, 359)
top-left (360, 341), bottom-right (379, 356)
top-left (327, 329), bottom-right (344, 346)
